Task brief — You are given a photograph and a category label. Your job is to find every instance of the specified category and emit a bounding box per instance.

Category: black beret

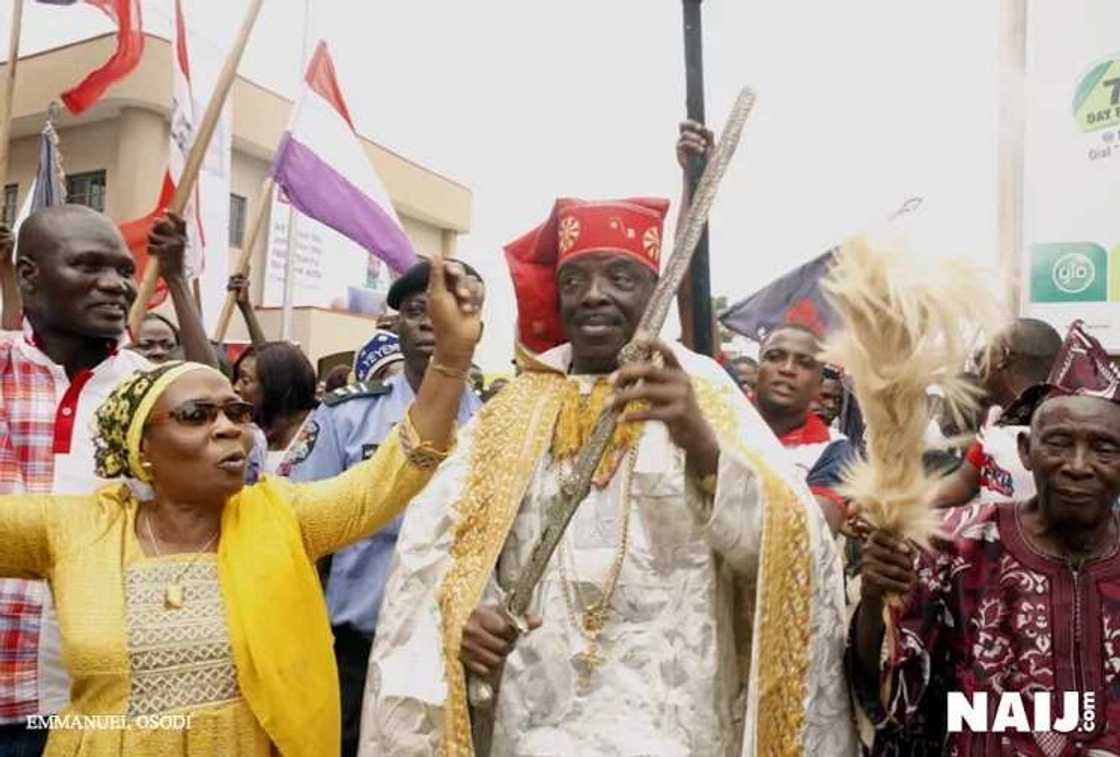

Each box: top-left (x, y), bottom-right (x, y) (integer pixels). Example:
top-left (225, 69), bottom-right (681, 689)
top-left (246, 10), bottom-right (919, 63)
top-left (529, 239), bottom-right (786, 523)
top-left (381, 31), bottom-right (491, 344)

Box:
top-left (387, 258), bottom-right (482, 310)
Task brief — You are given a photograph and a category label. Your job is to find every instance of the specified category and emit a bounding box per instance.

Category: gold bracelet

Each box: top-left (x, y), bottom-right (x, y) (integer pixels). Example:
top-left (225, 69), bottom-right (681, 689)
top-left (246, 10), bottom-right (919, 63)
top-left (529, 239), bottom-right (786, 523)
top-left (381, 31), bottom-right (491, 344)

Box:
top-left (429, 359), bottom-right (469, 381)
top-left (399, 408), bottom-right (454, 470)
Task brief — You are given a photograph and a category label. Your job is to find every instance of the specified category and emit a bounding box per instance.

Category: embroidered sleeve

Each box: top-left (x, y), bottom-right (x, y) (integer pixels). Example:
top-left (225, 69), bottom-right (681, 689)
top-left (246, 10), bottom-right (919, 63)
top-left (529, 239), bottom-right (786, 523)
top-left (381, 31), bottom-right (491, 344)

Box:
top-left (280, 423), bottom-right (439, 560)
top-left (361, 420), bottom-right (481, 756)
top-left (689, 376), bottom-right (818, 574)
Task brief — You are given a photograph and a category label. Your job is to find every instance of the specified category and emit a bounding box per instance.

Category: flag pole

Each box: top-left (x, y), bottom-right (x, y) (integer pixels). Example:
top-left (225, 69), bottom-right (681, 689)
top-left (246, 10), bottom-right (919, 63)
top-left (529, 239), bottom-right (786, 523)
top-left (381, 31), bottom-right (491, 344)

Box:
top-left (0, 0), bottom-right (26, 191)
top-left (680, 0), bottom-right (715, 356)
top-left (280, 0), bottom-right (313, 343)
top-left (129, 0), bottom-right (266, 336)
top-left (996, 0), bottom-right (1027, 316)
top-left (212, 175), bottom-right (274, 342)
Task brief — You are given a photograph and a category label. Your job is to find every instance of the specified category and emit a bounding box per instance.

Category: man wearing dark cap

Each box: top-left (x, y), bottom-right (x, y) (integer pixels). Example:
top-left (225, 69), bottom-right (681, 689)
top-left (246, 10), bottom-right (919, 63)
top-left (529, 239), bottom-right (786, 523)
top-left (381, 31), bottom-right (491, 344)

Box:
top-left (851, 321), bottom-right (1120, 755)
top-left (283, 256), bottom-right (483, 757)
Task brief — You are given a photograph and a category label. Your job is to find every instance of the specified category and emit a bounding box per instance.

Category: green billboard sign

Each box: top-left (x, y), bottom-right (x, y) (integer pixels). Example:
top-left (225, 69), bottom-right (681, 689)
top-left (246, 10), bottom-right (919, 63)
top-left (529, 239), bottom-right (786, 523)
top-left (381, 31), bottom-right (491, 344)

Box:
top-left (1030, 242), bottom-right (1108, 303)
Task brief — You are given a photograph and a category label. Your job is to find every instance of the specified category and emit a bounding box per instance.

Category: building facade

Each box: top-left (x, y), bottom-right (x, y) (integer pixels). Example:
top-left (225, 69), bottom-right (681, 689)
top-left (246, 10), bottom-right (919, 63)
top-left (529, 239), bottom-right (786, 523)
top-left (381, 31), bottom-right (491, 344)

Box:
top-left (2, 33), bottom-right (472, 366)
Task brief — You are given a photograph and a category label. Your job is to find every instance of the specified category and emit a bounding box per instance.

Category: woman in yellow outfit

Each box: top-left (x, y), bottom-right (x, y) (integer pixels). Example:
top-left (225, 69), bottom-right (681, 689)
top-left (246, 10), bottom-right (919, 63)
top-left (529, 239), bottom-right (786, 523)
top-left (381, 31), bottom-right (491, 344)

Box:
top-left (0, 256), bottom-right (483, 757)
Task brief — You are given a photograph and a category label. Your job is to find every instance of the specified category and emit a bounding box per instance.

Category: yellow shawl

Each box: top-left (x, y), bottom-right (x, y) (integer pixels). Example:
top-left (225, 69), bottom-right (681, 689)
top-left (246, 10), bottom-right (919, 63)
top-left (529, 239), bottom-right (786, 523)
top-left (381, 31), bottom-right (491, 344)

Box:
top-left (219, 477), bottom-right (339, 757)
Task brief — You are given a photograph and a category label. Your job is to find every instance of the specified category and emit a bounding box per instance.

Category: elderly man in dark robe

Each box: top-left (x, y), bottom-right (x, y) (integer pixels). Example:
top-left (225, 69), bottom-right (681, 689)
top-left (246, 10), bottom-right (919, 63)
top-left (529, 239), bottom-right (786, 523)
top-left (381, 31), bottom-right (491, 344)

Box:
top-left (850, 321), bottom-right (1120, 756)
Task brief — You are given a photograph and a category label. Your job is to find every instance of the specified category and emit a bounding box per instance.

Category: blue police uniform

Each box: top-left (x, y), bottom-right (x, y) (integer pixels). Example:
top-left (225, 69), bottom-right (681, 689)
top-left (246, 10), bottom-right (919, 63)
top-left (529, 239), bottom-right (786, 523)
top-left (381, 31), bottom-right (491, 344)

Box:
top-left (284, 369), bottom-right (479, 756)
top-left (288, 370), bottom-right (479, 631)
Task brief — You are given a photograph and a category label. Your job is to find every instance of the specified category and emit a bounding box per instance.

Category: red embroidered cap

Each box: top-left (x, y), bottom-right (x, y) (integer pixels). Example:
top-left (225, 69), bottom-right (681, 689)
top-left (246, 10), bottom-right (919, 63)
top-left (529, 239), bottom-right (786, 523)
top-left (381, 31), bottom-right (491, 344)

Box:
top-left (504, 197), bottom-right (670, 354)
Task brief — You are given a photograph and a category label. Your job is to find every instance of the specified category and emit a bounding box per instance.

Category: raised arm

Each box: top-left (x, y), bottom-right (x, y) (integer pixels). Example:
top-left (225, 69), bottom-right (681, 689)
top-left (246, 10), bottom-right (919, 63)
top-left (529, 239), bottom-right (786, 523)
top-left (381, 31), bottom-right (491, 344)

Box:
top-left (930, 456), bottom-right (980, 509)
top-left (280, 251), bottom-right (484, 559)
top-left (407, 253), bottom-right (483, 446)
top-left (280, 422), bottom-right (434, 559)
top-left (673, 121), bottom-right (717, 350)
top-left (148, 212), bottom-right (219, 368)
top-left (229, 272), bottom-right (267, 345)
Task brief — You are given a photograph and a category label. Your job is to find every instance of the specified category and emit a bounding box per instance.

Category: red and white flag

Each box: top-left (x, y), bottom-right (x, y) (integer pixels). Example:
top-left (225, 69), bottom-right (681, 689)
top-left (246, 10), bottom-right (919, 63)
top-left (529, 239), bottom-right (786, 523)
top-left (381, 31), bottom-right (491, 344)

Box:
top-left (37, 0), bottom-right (144, 115)
top-left (119, 0), bottom-right (231, 321)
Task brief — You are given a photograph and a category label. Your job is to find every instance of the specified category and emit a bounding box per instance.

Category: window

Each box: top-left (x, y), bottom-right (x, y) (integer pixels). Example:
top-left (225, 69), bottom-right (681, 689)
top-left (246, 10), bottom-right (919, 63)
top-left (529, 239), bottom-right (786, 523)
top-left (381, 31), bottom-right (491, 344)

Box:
top-left (66, 170), bottom-right (107, 212)
top-left (229, 193), bottom-right (247, 247)
top-left (1, 184), bottom-right (16, 227)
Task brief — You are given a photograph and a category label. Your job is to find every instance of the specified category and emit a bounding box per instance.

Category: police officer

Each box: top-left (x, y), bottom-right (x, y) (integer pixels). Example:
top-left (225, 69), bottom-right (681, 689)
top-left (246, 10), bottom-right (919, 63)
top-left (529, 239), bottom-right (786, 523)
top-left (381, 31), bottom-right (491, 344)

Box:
top-left (284, 258), bottom-right (483, 757)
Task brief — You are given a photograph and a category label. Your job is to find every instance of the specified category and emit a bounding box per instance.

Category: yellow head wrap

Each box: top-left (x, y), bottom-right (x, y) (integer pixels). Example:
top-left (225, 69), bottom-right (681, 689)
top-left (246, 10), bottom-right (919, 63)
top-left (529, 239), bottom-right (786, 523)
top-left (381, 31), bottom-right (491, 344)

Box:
top-left (93, 361), bottom-right (221, 482)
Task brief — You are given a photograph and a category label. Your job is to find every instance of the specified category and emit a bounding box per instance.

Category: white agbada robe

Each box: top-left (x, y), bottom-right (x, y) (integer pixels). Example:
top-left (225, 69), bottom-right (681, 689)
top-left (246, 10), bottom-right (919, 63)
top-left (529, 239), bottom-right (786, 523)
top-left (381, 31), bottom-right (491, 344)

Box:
top-left (359, 344), bottom-right (857, 756)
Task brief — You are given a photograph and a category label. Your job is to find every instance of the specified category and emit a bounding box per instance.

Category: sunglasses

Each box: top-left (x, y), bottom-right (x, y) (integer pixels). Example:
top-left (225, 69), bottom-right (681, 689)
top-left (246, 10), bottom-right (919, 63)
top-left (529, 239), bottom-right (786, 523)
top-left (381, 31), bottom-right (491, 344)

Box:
top-left (148, 399), bottom-right (255, 428)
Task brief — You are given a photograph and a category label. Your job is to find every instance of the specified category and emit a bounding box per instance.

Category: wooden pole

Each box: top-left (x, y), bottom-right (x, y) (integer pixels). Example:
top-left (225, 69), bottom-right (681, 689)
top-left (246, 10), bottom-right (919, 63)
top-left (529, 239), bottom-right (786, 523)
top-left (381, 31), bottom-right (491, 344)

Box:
top-left (280, 208), bottom-right (299, 340)
top-left (129, 0), bottom-right (266, 335)
top-left (212, 176), bottom-right (273, 342)
top-left (681, 0), bottom-right (714, 356)
top-left (996, 0), bottom-right (1027, 316)
top-left (279, 0), bottom-right (313, 343)
top-left (0, 0), bottom-right (26, 190)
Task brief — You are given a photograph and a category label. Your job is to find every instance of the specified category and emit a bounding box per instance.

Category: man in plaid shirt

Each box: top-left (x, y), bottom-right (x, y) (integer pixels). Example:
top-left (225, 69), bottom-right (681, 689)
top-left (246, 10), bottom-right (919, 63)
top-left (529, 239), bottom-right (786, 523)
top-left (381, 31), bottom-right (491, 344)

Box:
top-left (0, 206), bottom-right (211, 756)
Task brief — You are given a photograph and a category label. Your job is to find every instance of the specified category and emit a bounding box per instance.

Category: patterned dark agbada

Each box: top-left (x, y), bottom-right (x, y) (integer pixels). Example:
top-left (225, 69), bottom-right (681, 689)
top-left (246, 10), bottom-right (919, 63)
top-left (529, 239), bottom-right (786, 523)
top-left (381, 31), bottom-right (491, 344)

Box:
top-left (855, 501), bottom-right (1120, 756)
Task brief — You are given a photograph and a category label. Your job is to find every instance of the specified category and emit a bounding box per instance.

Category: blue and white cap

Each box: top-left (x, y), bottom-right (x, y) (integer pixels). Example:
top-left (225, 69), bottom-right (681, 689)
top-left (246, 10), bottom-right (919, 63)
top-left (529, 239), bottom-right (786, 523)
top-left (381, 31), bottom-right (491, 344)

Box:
top-left (354, 329), bottom-right (403, 383)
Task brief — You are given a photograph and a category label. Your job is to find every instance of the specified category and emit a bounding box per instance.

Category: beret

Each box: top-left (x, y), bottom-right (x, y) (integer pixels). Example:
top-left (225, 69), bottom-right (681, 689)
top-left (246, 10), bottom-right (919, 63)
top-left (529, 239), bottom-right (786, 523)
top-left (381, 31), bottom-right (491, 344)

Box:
top-left (387, 258), bottom-right (482, 310)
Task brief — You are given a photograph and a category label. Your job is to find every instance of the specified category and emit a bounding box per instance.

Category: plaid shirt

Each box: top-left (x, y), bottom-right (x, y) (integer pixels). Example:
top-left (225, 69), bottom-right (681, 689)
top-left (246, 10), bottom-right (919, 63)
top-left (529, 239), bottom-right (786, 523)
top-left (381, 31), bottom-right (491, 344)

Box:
top-left (0, 324), bottom-right (147, 722)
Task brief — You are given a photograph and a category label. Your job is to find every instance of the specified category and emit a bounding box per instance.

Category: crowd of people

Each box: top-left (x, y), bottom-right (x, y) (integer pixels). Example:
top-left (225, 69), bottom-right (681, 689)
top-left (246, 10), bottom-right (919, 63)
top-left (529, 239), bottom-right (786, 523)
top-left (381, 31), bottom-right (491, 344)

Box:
top-left (0, 130), bottom-right (1116, 757)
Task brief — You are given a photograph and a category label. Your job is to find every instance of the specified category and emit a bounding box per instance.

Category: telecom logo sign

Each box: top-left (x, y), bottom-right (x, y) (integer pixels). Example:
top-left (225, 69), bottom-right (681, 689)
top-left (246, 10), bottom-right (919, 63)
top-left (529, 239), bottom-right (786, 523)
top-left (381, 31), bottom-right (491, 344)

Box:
top-left (947, 691), bottom-right (1096, 734)
top-left (1031, 243), bottom-right (1108, 303)
top-left (1053, 252), bottom-right (1096, 295)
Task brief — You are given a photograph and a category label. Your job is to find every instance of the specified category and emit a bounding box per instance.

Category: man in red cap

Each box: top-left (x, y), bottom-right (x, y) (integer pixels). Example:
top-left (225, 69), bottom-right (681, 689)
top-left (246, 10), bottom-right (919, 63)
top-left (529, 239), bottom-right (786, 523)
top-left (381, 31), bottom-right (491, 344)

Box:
top-left (360, 198), bottom-right (855, 756)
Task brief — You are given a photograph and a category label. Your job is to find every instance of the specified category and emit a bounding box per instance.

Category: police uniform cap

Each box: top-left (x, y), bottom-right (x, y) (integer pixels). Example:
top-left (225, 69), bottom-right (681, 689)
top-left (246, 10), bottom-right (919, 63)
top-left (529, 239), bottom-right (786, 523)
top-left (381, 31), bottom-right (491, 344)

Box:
top-left (387, 258), bottom-right (482, 310)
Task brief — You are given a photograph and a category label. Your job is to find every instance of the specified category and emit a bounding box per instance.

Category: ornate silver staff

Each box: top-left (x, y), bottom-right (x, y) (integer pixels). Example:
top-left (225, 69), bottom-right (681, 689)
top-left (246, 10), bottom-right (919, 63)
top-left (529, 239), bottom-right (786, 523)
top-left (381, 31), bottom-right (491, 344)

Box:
top-left (467, 86), bottom-right (757, 756)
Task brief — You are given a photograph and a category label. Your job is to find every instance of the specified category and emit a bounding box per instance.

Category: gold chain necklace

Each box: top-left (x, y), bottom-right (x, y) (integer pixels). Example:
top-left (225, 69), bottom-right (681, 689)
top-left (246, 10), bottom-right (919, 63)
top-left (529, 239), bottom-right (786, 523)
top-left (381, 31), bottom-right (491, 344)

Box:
top-left (556, 445), bottom-right (637, 688)
top-left (142, 511), bottom-right (219, 610)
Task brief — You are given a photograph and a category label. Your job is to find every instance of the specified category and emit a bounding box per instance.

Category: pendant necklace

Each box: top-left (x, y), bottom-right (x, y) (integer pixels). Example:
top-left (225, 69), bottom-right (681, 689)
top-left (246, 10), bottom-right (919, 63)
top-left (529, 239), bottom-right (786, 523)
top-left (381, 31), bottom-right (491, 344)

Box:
top-left (557, 445), bottom-right (637, 688)
top-left (142, 511), bottom-right (219, 610)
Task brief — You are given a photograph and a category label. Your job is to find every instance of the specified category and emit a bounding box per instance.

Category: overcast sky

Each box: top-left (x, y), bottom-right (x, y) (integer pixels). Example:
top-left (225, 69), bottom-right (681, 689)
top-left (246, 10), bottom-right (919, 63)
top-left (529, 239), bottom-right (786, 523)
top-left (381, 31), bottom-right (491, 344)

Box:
top-left (6, 1), bottom-right (1003, 371)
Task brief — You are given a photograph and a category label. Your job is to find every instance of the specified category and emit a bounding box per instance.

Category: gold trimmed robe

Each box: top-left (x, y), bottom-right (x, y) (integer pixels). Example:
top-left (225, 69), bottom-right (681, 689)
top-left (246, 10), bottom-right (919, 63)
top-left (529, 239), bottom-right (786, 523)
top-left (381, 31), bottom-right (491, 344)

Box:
top-left (359, 344), bottom-right (857, 756)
